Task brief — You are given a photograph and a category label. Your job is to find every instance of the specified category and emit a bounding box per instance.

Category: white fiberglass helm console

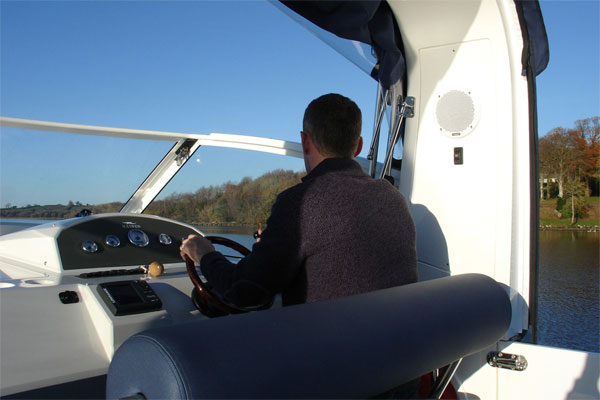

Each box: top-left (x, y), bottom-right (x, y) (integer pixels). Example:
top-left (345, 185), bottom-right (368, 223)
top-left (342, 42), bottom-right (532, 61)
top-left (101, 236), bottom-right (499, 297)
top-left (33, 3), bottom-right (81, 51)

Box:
top-left (0, 214), bottom-right (200, 394)
top-left (1, 1), bottom-right (598, 399)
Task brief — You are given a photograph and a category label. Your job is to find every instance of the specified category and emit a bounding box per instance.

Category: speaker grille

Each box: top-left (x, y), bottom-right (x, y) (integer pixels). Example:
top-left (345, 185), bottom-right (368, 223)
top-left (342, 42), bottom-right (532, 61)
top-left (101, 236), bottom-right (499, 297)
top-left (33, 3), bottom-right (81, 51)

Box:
top-left (436, 90), bottom-right (475, 135)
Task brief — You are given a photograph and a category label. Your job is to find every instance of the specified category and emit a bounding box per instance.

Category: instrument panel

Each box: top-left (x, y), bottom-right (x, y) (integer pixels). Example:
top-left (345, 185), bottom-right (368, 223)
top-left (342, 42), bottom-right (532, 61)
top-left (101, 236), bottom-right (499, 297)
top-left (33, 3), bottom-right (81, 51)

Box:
top-left (57, 215), bottom-right (199, 270)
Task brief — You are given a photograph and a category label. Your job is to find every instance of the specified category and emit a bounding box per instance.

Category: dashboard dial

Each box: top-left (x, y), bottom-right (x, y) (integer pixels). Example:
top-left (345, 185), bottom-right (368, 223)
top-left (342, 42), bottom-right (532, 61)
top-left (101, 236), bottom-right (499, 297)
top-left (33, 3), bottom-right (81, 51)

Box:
top-left (82, 240), bottom-right (99, 253)
top-left (127, 229), bottom-right (149, 247)
top-left (158, 233), bottom-right (172, 245)
top-left (105, 235), bottom-right (121, 248)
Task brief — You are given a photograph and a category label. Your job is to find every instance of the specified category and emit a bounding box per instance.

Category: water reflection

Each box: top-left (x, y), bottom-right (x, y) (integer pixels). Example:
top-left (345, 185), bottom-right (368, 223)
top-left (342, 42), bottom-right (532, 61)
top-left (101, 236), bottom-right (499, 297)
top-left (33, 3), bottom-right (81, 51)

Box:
top-left (537, 231), bottom-right (600, 353)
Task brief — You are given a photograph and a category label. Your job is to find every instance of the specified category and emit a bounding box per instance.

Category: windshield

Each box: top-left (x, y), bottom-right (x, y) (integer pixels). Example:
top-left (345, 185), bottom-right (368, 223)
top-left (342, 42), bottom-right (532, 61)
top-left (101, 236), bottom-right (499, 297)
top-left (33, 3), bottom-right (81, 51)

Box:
top-left (0, 129), bottom-right (172, 217)
top-left (144, 146), bottom-right (304, 227)
top-left (270, 1), bottom-right (378, 80)
top-left (0, 1), bottom-right (378, 223)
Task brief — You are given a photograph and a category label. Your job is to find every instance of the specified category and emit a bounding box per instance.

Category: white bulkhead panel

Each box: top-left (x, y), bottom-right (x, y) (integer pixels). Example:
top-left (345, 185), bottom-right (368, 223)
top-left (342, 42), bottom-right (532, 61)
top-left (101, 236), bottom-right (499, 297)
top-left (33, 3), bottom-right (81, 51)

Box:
top-left (391, 0), bottom-right (531, 339)
top-left (416, 38), bottom-right (502, 279)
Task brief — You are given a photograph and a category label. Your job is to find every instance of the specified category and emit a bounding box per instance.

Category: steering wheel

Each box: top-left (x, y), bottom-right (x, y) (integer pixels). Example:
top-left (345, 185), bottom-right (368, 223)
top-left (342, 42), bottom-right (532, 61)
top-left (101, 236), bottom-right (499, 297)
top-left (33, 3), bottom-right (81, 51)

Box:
top-left (185, 236), bottom-right (273, 317)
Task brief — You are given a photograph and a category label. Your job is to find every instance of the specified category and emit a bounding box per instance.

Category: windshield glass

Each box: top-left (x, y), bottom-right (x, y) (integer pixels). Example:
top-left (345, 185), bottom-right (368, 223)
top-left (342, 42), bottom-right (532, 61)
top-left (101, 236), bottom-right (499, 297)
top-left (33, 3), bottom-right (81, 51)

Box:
top-left (0, 128), bottom-right (171, 218)
top-left (144, 146), bottom-right (305, 227)
top-left (0, 1), bottom-right (377, 225)
top-left (270, 1), bottom-right (377, 80)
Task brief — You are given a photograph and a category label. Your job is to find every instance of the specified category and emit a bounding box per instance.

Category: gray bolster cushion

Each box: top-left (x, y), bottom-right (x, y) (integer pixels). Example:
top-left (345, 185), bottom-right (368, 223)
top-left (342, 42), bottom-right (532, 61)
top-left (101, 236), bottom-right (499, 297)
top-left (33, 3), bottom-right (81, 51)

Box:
top-left (106, 273), bottom-right (511, 399)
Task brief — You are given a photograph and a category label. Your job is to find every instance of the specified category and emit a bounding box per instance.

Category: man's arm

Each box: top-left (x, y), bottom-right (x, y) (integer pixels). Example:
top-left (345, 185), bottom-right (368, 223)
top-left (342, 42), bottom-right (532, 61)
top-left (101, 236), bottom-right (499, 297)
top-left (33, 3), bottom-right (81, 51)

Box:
top-left (183, 188), bottom-right (304, 304)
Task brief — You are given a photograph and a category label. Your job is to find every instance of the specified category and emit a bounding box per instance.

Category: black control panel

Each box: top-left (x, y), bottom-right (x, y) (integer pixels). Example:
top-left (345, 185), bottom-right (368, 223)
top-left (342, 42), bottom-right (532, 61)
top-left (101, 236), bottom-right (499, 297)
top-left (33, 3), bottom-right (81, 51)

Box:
top-left (97, 280), bottom-right (162, 316)
top-left (56, 215), bottom-right (199, 270)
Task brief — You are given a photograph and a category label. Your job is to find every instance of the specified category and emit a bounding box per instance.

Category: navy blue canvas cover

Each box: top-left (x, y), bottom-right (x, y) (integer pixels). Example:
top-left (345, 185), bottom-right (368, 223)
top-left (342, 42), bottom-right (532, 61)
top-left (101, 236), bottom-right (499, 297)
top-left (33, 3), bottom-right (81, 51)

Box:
top-left (281, 1), bottom-right (404, 89)
top-left (281, 0), bottom-right (549, 88)
top-left (515, 0), bottom-right (550, 76)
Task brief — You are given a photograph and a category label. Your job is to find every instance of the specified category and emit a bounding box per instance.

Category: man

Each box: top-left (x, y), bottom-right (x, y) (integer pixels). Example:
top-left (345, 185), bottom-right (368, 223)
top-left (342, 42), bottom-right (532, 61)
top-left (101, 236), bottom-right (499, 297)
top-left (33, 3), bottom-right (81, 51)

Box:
top-left (180, 93), bottom-right (417, 307)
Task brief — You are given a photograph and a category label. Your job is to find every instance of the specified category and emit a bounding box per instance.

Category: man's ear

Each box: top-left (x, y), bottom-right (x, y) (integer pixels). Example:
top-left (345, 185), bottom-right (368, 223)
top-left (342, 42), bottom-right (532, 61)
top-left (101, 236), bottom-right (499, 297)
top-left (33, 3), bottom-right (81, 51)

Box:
top-left (301, 131), bottom-right (311, 155)
top-left (353, 136), bottom-right (363, 157)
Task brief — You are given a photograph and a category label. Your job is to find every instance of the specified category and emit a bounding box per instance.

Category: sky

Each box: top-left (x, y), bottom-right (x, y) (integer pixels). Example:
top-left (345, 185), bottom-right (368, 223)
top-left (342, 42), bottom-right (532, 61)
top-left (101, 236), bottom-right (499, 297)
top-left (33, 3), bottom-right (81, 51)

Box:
top-left (536, 0), bottom-right (599, 135)
top-left (0, 0), bottom-right (598, 208)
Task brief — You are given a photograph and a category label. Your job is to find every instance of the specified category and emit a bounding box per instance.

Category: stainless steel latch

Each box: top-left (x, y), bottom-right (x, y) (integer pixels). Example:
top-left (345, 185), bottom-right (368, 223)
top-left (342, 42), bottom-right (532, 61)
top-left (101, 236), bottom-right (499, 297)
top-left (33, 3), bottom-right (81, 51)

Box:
top-left (487, 351), bottom-right (528, 371)
top-left (175, 139), bottom-right (196, 166)
top-left (400, 96), bottom-right (415, 118)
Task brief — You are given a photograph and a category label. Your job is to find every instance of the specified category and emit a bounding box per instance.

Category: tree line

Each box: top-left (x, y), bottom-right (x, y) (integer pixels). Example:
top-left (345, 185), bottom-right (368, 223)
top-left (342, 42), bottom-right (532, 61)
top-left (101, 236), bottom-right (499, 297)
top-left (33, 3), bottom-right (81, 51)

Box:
top-left (539, 116), bottom-right (599, 222)
top-left (1, 169), bottom-right (303, 225)
top-left (0, 201), bottom-right (123, 219)
top-left (145, 169), bottom-right (303, 225)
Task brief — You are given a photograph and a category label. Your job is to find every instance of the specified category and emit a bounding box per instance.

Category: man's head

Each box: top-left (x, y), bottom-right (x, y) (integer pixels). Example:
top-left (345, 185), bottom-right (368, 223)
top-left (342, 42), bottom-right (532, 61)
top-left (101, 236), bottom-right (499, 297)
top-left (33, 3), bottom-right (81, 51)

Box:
top-left (301, 93), bottom-right (363, 172)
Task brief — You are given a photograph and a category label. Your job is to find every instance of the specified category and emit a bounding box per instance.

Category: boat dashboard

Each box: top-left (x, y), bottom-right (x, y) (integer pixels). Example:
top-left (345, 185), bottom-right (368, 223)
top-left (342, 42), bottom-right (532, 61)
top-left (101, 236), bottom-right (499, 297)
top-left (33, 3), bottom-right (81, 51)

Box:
top-left (0, 213), bottom-right (200, 274)
top-left (0, 214), bottom-right (216, 397)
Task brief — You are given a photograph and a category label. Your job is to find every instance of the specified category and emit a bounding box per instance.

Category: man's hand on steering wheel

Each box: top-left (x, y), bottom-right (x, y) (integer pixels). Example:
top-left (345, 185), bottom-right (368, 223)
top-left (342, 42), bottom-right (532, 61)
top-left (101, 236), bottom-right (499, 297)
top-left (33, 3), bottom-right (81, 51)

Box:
top-left (180, 234), bottom-right (272, 316)
top-left (180, 234), bottom-right (216, 264)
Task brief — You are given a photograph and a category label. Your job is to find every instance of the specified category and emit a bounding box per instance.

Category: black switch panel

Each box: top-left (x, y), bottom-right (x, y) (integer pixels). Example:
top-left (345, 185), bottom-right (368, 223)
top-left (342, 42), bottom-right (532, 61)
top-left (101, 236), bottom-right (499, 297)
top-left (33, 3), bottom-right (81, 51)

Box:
top-left (454, 147), bottom-right (463, 165)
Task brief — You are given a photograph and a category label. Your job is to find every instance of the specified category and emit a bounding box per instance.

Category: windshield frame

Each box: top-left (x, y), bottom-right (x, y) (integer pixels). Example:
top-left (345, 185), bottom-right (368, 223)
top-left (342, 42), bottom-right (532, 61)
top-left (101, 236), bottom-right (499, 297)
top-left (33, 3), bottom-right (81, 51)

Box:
top-left (0, 116), bottom-right (304, 215)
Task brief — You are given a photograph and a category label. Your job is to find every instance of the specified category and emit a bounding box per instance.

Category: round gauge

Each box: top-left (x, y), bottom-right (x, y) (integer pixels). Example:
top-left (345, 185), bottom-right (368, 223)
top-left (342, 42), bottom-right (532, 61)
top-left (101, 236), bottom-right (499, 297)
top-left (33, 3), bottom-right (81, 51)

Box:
top-left (127, 229), bottom-right (149, 247)
top-left (105, 235), bottom-right (121, 248)
top-left (158, 233), bottom-right (172, 245)
top-left (82, 240), bottom-right (99, 253)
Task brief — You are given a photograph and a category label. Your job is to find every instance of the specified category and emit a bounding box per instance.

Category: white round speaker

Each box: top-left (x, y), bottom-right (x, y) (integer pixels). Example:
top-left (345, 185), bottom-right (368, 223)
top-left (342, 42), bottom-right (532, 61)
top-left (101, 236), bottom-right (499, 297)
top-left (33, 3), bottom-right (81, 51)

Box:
top-left (435, 90), bottom-right (477, 138)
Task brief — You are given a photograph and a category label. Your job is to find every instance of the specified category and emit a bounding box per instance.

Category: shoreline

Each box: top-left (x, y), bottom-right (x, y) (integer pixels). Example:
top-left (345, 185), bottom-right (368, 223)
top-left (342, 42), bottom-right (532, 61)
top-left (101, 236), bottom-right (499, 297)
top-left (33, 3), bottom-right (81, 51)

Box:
top-left (540, 225), bottom-right (600, 232)
top-left (2, 217), bottom-right (599, 233)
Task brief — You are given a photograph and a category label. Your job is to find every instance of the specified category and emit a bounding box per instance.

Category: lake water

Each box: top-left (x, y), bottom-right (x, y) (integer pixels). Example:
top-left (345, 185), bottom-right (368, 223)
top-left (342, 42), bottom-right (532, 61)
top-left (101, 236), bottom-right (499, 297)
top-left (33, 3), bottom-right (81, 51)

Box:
top-left (537, 231), bottom-right (599, 353)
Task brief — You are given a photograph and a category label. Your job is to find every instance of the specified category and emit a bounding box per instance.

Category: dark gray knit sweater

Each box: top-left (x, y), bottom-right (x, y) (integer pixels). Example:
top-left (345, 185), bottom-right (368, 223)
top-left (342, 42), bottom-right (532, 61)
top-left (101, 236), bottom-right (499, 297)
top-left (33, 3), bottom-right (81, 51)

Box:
top-left (201, 157), bottom-right (417, 306)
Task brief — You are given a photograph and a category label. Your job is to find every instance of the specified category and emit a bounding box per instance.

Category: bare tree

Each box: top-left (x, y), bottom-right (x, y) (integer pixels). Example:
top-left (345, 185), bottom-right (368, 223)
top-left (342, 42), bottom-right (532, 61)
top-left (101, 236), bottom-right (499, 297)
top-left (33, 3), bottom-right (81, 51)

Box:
top-left (539, 127), bottom-right (576, 198)
top-left (572, 117), bottom-right (600, 196)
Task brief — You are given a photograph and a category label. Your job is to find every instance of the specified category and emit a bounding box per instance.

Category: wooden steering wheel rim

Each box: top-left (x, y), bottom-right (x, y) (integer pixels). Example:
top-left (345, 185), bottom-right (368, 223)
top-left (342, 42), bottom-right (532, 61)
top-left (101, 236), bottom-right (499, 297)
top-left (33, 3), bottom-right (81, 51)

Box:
top-left (185, 235), bottom-right (272, 315)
